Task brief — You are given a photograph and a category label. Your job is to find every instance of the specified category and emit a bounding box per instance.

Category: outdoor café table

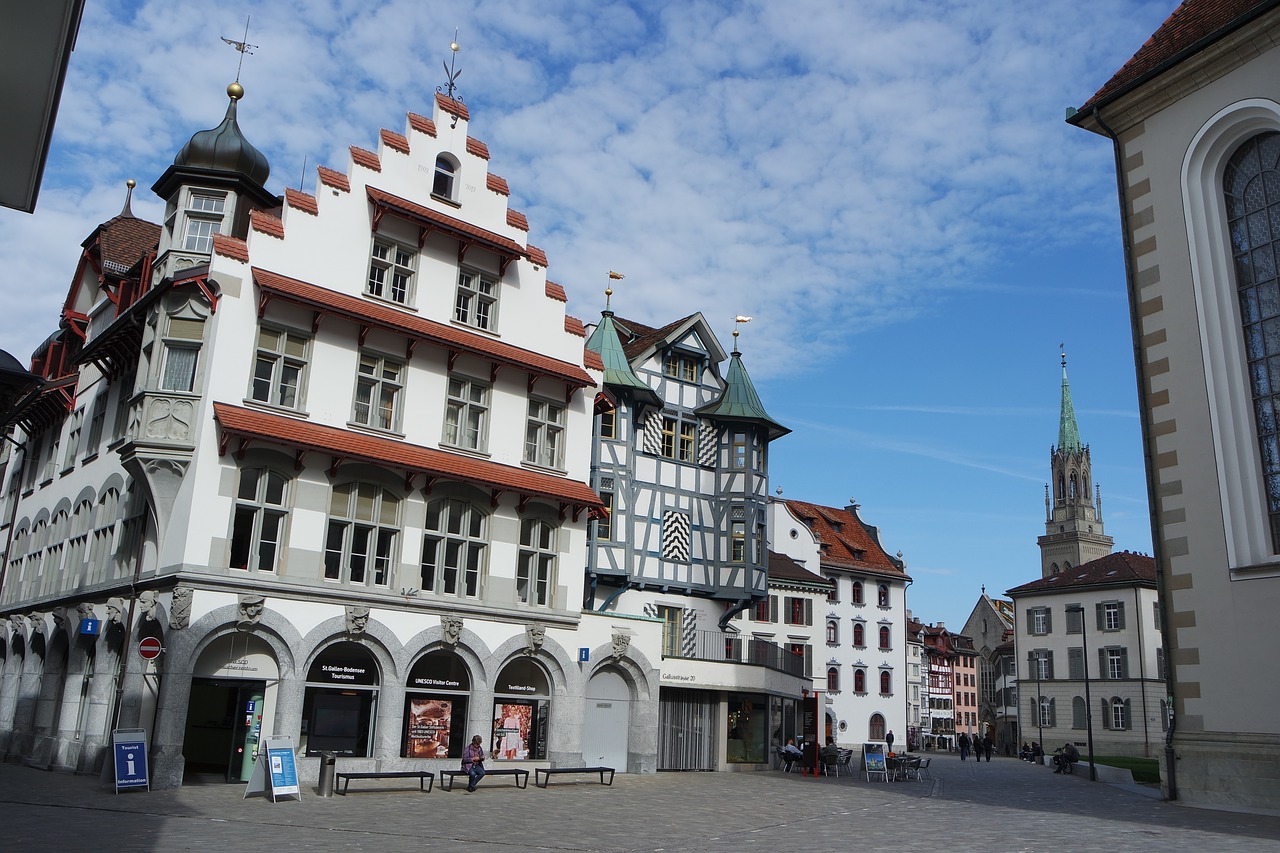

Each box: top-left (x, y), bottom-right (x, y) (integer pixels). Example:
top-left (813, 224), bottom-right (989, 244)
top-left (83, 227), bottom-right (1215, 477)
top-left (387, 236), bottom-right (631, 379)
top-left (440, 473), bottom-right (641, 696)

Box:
top-left (887, 755), bottom-right (914, 782)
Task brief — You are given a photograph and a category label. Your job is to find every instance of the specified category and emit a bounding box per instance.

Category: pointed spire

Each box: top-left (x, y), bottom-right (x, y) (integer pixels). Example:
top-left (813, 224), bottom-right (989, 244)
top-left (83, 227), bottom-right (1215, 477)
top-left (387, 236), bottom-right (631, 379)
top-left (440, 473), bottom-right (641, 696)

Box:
top-left (1057, 349), bottom-right (1082, 454)
top-left (119, 179), bottom-right (136, 218)
top-left (585, 274), bottom-right (660, 405)
top-left (698, 348), bottom-right (790, 440)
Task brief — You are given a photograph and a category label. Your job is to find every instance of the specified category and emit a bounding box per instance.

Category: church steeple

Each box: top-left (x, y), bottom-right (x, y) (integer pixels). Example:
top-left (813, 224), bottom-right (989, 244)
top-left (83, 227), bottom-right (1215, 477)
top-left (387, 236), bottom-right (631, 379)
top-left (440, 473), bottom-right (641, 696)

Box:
top-left (1037, 350), bottom-right (1113, 578)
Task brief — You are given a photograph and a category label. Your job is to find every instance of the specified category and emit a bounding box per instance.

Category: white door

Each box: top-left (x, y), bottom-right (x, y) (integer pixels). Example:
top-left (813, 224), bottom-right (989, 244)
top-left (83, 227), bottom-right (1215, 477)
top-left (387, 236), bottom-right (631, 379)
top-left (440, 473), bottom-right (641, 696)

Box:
top-left (583, 670), bottom-right (630, 771)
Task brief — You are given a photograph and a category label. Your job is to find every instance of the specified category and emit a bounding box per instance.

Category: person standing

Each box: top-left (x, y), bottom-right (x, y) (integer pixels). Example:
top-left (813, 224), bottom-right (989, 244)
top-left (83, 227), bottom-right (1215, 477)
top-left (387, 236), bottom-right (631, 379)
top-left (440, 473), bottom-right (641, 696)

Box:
top-left (958, 732), bottom-right (970, 761)
top-left (462, 734), bottom-right (487, 792)
top-left (886, 730), bottom-right (895, 753)
top-left (983, 732), bottom-right (994, 762)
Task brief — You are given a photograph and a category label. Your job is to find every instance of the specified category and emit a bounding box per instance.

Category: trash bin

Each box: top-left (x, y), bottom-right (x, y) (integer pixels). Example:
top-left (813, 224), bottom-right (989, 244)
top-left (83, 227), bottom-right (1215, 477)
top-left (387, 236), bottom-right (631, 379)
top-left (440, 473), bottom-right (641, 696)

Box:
top-left (317, 751), bottom-right (336, 797)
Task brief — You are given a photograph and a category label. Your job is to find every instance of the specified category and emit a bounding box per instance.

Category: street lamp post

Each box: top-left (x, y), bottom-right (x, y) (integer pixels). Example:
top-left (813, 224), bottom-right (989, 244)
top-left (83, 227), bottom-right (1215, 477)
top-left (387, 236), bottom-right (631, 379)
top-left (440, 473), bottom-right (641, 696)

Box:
top-left (1067, 605), bottom-right (1098, 782)
top-left (1028, 650), bottom-right (1043, 759)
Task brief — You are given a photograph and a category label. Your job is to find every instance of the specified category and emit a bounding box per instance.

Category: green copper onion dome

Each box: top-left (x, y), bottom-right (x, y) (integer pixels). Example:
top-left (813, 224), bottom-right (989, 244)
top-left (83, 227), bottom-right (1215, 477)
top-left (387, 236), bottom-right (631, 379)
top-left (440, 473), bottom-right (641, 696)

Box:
top-left (173, 83), bottom-right (270, 186)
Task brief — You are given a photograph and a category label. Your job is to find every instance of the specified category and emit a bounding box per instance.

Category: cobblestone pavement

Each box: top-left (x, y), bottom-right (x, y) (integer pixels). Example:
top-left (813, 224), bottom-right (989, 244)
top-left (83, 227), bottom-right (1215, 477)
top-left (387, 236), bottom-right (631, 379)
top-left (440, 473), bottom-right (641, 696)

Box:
top-left (3, 755), bottom-right (1279, 852)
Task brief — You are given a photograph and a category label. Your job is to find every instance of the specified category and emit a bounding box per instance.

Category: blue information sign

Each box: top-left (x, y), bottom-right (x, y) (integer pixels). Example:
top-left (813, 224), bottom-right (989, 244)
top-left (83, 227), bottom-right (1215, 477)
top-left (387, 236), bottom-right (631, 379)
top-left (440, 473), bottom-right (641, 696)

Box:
top-left (267, 745), bottom-right (298, 791)
top-left (578, 647), bottom-right (590, 662)
top-left (112, 729), bottom-right (149, 792)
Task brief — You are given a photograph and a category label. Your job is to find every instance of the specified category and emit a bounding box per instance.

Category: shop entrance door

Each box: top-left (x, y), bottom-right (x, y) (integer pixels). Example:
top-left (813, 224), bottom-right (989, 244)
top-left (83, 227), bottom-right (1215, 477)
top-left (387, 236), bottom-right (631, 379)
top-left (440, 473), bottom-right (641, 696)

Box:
top-left (182, 678), bottom-right (267, 782)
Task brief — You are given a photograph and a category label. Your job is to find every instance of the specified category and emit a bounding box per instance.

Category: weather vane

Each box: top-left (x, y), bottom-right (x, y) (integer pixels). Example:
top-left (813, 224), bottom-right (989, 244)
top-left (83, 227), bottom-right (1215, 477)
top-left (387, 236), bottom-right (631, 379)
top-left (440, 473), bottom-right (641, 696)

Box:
top-left (440, 29), bottom-right (463, 101)
top-left (221, 16), bottom-right (258, 83)
top-left (605, 271), bottom-right (624, 309)
top-left (732, 315), bottom-right (752, 352)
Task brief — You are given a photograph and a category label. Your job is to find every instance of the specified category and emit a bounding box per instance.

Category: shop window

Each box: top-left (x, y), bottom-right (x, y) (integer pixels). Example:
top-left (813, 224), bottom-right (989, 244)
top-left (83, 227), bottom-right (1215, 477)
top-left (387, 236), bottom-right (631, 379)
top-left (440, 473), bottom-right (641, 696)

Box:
top-left (403, 651), bottom-right (471, 758)
top-left (726, 693), bottom-right (768, 763)
top-left (492, 658), bottom-right (550, 760)
top-left (302, 642), bottom-right (380, 756)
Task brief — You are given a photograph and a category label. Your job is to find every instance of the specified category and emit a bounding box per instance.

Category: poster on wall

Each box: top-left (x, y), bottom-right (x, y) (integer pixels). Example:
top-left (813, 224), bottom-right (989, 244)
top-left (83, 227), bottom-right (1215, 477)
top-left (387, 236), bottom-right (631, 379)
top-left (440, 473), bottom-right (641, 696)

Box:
top-left (492, 702), bottom-right (534, 759)
top-left (406, 698), bottom-right (453, 758)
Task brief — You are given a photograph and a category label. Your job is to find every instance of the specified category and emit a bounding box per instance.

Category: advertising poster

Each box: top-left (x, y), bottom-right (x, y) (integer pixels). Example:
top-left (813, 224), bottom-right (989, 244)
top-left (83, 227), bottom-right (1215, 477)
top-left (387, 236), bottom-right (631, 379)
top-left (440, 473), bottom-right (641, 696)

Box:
top-left (406, 698), bottom-right (453, 758)
top-left (492, 702), bottom-right (534, 759)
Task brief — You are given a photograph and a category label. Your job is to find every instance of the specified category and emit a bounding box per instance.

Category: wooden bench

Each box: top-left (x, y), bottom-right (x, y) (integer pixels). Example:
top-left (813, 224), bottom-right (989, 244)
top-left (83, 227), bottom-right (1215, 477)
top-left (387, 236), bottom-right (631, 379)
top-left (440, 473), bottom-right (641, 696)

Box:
top-left (335, 770), bottom-right (433, 794)
top-left (534, 766), bottom-right (615, 788)
top-left (439, 768), bottom-right (530, 791)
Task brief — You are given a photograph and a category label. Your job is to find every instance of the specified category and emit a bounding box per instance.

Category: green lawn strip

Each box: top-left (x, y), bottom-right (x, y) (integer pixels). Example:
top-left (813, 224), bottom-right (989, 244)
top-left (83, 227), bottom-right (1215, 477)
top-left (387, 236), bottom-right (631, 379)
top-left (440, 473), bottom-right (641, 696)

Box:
top-left (1090, 756), bottom-right (1160, 784)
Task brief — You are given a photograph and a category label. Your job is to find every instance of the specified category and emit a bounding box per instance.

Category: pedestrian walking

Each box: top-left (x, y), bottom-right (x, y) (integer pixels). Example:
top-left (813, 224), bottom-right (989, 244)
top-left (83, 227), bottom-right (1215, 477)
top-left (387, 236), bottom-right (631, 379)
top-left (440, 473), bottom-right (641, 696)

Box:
top-left (983, 733), bottom-right (994, 762)
top-left (958, 732), bottom-right (970, 760)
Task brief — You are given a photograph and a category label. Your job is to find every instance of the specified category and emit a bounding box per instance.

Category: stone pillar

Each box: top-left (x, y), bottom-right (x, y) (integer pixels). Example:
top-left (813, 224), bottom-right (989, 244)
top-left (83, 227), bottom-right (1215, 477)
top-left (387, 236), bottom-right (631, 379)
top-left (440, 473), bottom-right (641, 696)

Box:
top-left (8, 638), bottom-right (44, 762)
top-left (0, 641), bottom-right (23, 758)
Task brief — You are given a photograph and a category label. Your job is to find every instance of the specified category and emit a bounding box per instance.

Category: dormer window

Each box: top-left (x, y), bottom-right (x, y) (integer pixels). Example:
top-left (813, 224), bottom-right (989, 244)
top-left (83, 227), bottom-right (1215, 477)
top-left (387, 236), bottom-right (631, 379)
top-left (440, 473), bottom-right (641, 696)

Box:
top-left (183, 192), bottom-right (225, 253)
top-left (433, 155), bottom-right (458, 200)
top-left (663, 352), bottom-right (699, 382)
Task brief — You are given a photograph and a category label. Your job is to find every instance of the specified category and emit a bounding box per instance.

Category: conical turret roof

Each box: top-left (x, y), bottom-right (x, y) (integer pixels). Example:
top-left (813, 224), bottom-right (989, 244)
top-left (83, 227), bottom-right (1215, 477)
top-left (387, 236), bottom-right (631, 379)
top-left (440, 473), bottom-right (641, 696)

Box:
top-left (1057, 354), bottom-right (1082, 454)
top-left (698, 350), bottom-right (789, 440)
top-left (173, 83), bottom-right (270, 187)
top-left (585, 311), bottom-right (661, 405)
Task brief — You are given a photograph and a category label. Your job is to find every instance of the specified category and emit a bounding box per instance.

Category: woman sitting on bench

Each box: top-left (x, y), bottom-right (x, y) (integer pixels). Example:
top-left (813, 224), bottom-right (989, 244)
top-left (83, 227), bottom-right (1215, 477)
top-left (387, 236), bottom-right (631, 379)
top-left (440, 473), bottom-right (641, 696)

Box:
top-left (462, 734), bottom-right (487, 792)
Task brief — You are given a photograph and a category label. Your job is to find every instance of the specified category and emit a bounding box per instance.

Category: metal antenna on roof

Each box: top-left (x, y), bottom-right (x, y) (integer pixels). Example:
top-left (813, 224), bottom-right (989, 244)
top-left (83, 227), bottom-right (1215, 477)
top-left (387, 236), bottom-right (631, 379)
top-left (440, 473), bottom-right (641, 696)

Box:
top-left (299, 155), bottom-right (307, 192)
top-left (221, 16), bottom-right (258, 83)
top-left (606, 271), bottom-right (624, 310)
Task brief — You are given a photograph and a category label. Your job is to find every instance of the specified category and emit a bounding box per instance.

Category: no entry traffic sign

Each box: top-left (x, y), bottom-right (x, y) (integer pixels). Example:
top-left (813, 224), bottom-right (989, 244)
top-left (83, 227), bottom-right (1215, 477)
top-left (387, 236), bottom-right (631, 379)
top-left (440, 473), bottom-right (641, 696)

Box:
top-left (138, 637), bottom-right (163, 660)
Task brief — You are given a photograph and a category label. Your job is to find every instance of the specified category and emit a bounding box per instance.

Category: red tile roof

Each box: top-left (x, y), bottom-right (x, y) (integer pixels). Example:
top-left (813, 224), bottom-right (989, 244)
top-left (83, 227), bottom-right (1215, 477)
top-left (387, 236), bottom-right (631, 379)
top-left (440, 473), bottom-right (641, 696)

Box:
top-left (408, 112), bottom-right (437, 137)
top-left (527, 244), bottom-right (548, 268)
top-left (486, 174), bottom-right (510, 196)
top-left (350, 146), bottom-right (381, 172)
top-left (565, 316), bottom-right (585, 337)
top-left (614, 315), bottom-right (696, 361)
top-left (284, 188), bottom-right (318, 216)
top-left (250, 210), bottom-right (284, 239)
top-left (1078, 0), bottom-right (1277, 111)
top-left (506, 209), bottom-right (529, 231)
top-left (436, 93), bottom-right (469, 121)
top-left (318, 166), bottom-right (350, 192)
top-left (466, 137), bottom-right (490, 160)
top-left (213, 402), bottom-right (602, 511)
top-left (1006, 551), bottom-right (1156, 595)
top-left (252, 266), bottom-right (596, 388)
top-left (380, 129), bottom-right (410, 154)
top-left (544, 281), bottom-right (567, 302)
top-left (87, 214), bottom-right (161, 274)
top-left (212, 234), bottom-right (249, 262)
top-left (366, 186), bottom-right (527, 264)
top-left (781, 499), bottom-right (908, 579)
top-left (584, 348), bottom-right (604, 372)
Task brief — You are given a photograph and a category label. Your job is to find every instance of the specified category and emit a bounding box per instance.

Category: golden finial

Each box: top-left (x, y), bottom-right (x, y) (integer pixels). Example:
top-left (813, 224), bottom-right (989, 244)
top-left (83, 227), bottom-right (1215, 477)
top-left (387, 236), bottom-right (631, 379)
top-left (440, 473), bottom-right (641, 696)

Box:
top-left (732, 315), bottom-right (752, 352)
top-left (606, 271), bottom-right (624, 309)
top-left (126, 179), bottom-right (135, 189)
top-left (227, 82), bottom-right (244, 101)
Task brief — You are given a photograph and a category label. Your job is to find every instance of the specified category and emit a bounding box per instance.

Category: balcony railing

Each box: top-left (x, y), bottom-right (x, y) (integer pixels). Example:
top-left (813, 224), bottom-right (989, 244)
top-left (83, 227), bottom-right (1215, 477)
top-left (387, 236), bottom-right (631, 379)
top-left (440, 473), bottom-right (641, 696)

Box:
top-left (664, 629), bottom-right (806, 678)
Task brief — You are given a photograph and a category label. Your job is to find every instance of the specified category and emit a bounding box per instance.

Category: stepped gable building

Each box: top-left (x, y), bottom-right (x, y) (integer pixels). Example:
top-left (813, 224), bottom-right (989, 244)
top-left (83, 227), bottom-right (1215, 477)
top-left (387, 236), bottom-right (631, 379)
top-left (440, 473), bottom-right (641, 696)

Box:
top-left (584, 305), bottom-right (806, 770)
top-left (769, 498), bottom-right (910, 750)
top-left (1008, 551), bottom-right (1165, 759)
top-left (1066, 0), bottom-right (1280, 809)
top-left (0, 81), bottom-right (673, 788)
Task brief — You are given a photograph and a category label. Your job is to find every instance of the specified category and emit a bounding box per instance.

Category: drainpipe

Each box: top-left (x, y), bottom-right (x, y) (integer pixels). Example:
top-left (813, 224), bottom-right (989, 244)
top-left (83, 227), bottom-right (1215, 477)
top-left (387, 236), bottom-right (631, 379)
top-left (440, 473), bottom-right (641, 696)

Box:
top-left (1090, 105), bottom-right (1177, 801)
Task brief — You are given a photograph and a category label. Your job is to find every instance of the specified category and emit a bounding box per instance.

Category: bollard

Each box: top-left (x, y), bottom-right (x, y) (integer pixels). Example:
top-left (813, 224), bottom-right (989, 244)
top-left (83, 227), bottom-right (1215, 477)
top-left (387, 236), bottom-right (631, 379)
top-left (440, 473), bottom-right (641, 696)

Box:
top-left (317, 751), bottom-right (336, 797)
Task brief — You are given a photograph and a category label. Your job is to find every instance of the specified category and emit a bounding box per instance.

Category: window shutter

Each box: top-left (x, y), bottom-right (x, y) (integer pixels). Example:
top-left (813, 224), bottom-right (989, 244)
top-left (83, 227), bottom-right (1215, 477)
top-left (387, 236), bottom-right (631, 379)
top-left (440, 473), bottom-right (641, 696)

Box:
top-left (1096, 602), bottom-right (1105, 631)
top-left (1068, 647), bottom-right (1083, 680)
top-left (1049, 698), bottom-right (1056, 727)
top-left (1119, 648), bottom-right (1129, 679)
top-left (769, 594), bottom-right (778, 623)
top-left (1123, 699), bottom-right (1132, 730)
top-left (1045, 608), bottom-right (1052, 634)
top-left (1098, 648), bottom-right (1107, 679)
top-left (1045, 651), bottom-right (1054, 680)
top-left (1116, 601), bottom-right (1126, 630)
top-left (1101, 698), bottom-right (1110, 729)
top-left (805, 598), bottom-right (813, 626)
top-left (1027, 608), bottom-right (1035, 633)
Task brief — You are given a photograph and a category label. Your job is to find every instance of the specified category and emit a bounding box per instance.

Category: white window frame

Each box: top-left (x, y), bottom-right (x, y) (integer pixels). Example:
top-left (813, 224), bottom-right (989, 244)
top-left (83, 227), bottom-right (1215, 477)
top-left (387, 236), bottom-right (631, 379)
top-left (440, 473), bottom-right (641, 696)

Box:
top-left (525, 397), bottom-right (565, 469)
top-left (230, 467), bottom-right (289, 573)
top-left (323, 481), bottom-right (399, 587)
top-left (433, 154), bottom-right (458, 201)
top-left (367, 237), bottom-right (417, 305)
top-left (352, 352), bottom-right (404, 432)
top-left (182, 191), bottom-right (226, 253)
top-left (421, 497), bottom-right (488, 598)
top-left (517, 516), bottom-right (557, 606)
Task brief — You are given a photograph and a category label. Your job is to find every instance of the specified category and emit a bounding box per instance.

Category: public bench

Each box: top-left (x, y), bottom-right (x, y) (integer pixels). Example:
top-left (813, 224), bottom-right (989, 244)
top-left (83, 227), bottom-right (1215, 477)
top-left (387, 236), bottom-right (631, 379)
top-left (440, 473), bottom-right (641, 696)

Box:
top-left (439, 768), bottom-right (530, 791)
top-left (335, 770), bottom-right (433, 794)
top-left (534, 766), bottom-right (615, 788)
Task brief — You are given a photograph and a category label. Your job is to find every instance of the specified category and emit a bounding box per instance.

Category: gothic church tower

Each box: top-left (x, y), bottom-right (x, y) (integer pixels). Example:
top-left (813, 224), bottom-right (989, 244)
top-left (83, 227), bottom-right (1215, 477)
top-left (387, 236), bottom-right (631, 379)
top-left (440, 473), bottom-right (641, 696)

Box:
top-left (1037, 353), bottom-right (1113, 577)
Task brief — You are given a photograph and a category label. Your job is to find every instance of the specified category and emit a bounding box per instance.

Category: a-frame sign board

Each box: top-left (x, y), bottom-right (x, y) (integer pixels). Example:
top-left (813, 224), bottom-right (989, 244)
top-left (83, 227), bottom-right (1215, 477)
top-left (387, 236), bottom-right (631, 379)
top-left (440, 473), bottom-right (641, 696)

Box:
top-left (243, 735), bottom-right (301, 803)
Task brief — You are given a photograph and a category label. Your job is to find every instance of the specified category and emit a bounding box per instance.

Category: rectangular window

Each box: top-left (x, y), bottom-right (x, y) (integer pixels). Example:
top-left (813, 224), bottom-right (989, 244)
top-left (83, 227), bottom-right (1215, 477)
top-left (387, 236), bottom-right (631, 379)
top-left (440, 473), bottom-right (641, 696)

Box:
top-left (784, 597), bottom-right (811, 626)
top-left (1101, 601), bottom-right (1124, 631)
top-left (678, 421), bottom-right (695, 462)
top-left (454, 269), bottom-right (498, 330)
top-left (596, 493), bottom-right (613, 541)
top-left (1068, 647), bottom-right (1084, 680)
top-left (63, 408), bottom-right (83, 471)
top-left (182, 192), bottom-right (225, 253)
top-left (731, 431), bottom-right (748, 468)
top-left (160, 317), bottom-right (206, 392)
top-left (85, 391), bottom-right (106, 458)
top-left (1157, 647), bottom-right (1165, 680)
top-left (1153, 600), bottom-right (1161, 631)
top-left (663, 352), bottom-right (698, 382)
top-left (752, 595), bottom-right (777, 623)
top-left (524, 398), bottom-right (565, 468)
top-left (444, 375), bottom-right (489, 450)
top-left (1104, 647), bottom-right (1127, 680)
top-left (516, 518), bottom-right (556, 606)
top-left (659, 606), bottom-right (682, 657)
top-left (1065, 605), bottom-right (1083, 634)
top-left (730, 520), bottom-right (746, 562)
top-left (660, 417), bottom-right (676, 458)
top-left (251, 327), bottom-right (309, 409)
top-left (352, 353), bottom-right (403, 431)
top-left (787, 642), bottom-right (812, 677)
top-left (599, 407), bottom-right (616, 439)
top-left (1029, 606), bottom-right (1051, 635)
top-left (367, 238), bottom-right (416, 304)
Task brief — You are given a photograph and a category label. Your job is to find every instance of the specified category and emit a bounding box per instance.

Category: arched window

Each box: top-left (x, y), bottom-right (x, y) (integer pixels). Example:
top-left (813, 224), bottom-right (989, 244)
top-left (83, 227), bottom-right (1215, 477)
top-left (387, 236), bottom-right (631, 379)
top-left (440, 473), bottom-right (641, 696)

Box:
top-left (1070, 472), bottom-right (1078, 500)
top-left (1072, 696), bottom-right (1087, 729)
top-left (421, 497), bottom-right (488, 598)
top-left (877, 584), bottom-right (889, 607)
top-left (1050, 562), bottom-right (1059, 574)
top-left (827, 667), bottom-right (840, 692)
top-left (88, 488), bottom-right (118, 584)
top-left (853, 622), bottom-right (865, 647)
top-left (231, 467), bottom-right (290, 572)
top-left (1225, 131), bottom-right (1280, 547)
top-left (854, 668), bottom-right (866, 693)
top-left (64, 500), bottom-right (92, 589)
top-left (433, 155), bottom-right (457, 199)
top-left (826, 619), bottom-right (838, 644)
top-left (851, 581), bottom-right (863, 605)
top-left (42, 510), bottom-right (69, 595)
top-left (1109, 697), bottom-right (1129, 730)
top-left (869, 713), bottom-right (886, 740)
top-left (1057, 472), bottom-right (1065, 500)
top-left (324, 481), bottom-right (400, 587)
top-left (879, 670), bottom-right (892, 694)
top-left (878, 625), bottom-right (891, 650)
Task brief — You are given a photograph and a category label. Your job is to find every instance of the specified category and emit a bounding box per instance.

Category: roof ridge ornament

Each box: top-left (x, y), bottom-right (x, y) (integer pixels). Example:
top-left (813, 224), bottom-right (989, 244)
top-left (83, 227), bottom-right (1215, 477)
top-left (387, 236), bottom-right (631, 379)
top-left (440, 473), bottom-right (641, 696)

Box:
top-left (605, 270), bottom-right (624, 310)
top-left (221, 15), bottom-right (258, 84)
top-left (731, 315), bottom-right (752, 354)
top-left (439, 31), bottom-right (464, 127)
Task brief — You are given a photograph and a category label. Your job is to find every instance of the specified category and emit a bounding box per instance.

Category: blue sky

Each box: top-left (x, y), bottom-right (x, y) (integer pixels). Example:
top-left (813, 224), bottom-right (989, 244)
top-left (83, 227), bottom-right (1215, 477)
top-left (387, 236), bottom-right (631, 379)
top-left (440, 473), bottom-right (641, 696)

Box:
top-left (1, 0), bottom-right (1177, 631)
